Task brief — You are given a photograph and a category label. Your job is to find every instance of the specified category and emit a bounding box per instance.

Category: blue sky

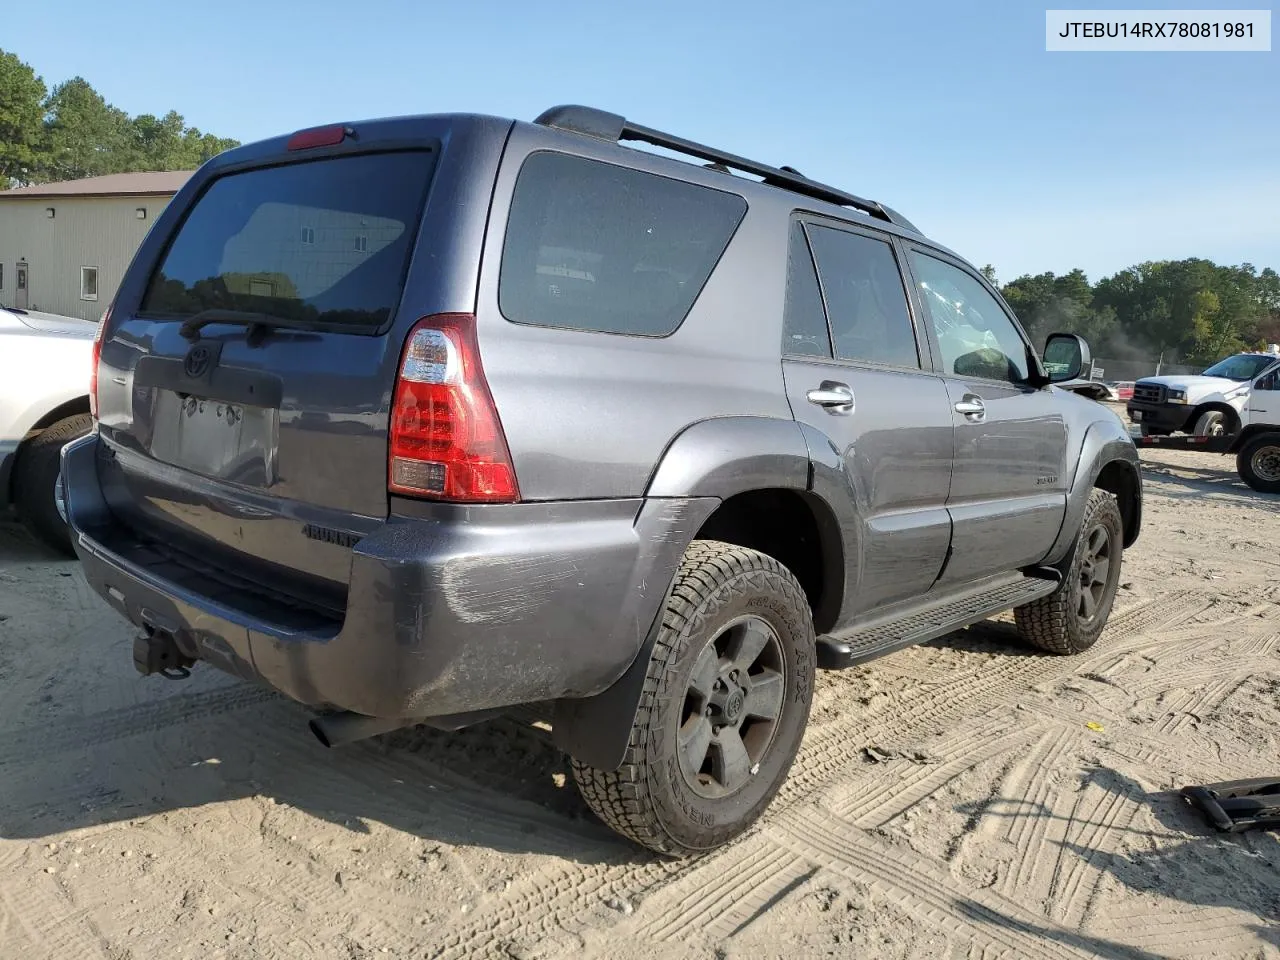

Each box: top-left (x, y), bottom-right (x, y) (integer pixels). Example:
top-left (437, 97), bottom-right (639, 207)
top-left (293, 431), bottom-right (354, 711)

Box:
top-left (11, 0), bottom-right (1277, 282)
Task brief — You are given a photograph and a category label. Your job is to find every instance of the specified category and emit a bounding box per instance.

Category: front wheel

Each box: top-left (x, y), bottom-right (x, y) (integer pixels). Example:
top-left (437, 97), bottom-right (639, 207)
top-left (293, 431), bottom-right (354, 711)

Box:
top-left (1194, 409), bottom-right (1235, 438)
top-left (1015, 490), bottom-right (1124, 655)
top-left (1237, 435), bottom-right (1280, 494)
top-left (572, 540), bottom-right (815, 856)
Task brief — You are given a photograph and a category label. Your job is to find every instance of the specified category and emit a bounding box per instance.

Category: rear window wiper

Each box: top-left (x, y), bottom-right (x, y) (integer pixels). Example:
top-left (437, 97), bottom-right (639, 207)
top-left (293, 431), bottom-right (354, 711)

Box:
top-left (178, 309), bottom-right (309, 342)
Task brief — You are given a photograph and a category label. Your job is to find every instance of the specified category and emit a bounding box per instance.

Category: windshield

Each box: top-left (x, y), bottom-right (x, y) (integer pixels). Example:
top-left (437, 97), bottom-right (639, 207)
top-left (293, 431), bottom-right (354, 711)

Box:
top-left (139, 151), bottom-right (434, 329)
top-left (1201, 354), bottom-right (1278, 381)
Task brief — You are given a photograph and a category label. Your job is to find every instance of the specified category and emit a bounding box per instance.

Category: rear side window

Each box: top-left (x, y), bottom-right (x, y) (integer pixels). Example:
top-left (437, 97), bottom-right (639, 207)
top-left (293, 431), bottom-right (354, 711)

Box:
top-left (782, 222), bottom-right (832, 358)
top-left (498, 152), bottom-right (747, 337)
top-left (139, 151), bottom-right (434, 329)
top-left (806, 224), bottom-right (919, 369)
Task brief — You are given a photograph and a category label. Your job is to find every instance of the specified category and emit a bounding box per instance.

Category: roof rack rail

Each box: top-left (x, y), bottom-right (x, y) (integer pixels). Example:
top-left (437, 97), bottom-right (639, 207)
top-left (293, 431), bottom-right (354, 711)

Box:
top-left (533, 104), bottom-right (919, 233)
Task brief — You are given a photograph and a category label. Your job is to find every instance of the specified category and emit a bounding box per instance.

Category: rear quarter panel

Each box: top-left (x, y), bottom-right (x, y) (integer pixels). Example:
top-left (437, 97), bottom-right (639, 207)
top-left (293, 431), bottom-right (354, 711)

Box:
top-left (474, 124), bottom-right (796, 501)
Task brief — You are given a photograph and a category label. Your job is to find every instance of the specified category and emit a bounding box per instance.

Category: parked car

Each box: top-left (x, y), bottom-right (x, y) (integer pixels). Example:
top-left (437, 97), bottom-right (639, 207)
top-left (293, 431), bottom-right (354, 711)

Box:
top-left (60, 105), bottom-right (1142, 856)
top-left (0, 306), bottom-right (96, 553)
top-left (1127, 350), bottom-right (1280, 437)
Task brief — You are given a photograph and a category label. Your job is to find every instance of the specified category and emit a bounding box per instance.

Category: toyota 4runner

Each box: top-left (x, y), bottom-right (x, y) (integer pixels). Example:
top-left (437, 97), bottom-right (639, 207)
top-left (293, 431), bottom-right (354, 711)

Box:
top-left (61, 105), bottom-right (1142, 856)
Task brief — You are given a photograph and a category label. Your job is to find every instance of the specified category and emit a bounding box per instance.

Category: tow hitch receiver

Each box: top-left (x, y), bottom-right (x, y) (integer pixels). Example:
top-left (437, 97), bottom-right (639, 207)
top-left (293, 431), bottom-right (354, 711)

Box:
top-left (1181, 777), bottom-right (1280, 833)
top-left (133, 629), bottom-right (195, 679)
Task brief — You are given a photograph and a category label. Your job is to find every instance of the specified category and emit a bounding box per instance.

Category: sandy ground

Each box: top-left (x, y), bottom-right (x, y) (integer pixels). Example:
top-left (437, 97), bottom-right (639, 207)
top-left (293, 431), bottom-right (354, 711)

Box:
top-left (3, 437), bottom-right (1280, 959)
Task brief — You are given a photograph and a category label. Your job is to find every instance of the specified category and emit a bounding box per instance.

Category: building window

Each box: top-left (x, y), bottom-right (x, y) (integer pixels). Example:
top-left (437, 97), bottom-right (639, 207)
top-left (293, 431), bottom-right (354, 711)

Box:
top-left (81, 266), bottom-right (99, 301)
top-left (355, 234), bottom-right (368, 253)
top-left (300, 226), bottom-right (314, 244)
top-left (136, 207), bottom-right (147, 220)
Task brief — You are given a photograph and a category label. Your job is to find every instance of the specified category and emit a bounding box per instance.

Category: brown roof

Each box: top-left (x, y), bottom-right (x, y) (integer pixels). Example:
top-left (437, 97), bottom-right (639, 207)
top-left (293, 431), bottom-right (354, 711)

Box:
top-left (0, 171), bottom-right (193, 200)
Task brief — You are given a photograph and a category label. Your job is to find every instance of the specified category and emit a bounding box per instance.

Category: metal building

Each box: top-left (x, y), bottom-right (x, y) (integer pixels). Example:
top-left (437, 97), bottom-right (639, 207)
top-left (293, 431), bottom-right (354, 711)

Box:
top-left (0, 171), bottom-right (192, 321)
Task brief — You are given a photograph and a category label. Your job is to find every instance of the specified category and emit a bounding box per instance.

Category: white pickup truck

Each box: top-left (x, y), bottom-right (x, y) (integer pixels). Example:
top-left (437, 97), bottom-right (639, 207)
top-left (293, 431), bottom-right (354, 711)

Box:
top-left (0, 306), bottom-right (97, 554)
top-left (1131, 349), bottom-right (1280, 494)
top-left (1126, 349), bottom-right (1280, 439)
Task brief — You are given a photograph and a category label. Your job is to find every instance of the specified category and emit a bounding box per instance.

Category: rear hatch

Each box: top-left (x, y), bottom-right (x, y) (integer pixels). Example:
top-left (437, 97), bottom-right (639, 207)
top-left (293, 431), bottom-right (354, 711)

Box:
top-left (95, 141), bottom-right (440, 614)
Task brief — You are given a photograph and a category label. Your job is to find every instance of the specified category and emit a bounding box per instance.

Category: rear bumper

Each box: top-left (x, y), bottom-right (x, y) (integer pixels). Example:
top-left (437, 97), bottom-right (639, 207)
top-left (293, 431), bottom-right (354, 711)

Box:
top-left (1126, 401), bottom-right (1190, 432)
top-left (61, 433), bottom-right (714, 719)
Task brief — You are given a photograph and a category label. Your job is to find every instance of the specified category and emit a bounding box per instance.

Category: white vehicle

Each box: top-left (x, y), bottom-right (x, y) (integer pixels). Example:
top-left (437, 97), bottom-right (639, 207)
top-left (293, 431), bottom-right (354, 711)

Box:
top-left (1127, 349), bottom-right (1280, 438)
top-left (1134, 359), bottom-right (1280, 494)
top-left (0, 306), bottom-right (98, 553)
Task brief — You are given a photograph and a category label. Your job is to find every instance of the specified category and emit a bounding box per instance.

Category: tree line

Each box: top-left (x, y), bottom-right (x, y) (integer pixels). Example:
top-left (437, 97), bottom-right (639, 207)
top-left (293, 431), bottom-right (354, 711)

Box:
top-left (986, 258), bottom-right (1280, 366)
top-left (0, 48), bottom-right (240, 188)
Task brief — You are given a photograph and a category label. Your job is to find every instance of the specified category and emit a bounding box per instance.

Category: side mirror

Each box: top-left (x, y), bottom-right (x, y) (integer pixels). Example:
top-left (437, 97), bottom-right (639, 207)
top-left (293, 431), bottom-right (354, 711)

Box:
top-left (1042, 333), bottom-right (1091, 384)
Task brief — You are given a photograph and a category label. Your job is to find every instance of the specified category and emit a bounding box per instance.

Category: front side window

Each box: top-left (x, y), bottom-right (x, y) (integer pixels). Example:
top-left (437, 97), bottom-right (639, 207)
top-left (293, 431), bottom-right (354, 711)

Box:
top-left (806, 224), bottom-right (919, 369)
top-left (499, 152), bottom-right (748, 337)
top-left (1253, 366), bottom-right (1280, 390)
top-left (910, 252), bottom-right (1030, 384)
top-left (139, 151), bottom-right (434, 329)
top-left (81, 266), bottom-right (99, 301)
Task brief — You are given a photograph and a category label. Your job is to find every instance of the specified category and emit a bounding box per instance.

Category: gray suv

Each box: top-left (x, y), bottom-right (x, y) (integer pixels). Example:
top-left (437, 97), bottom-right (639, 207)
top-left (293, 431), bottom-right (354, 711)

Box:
top-left (61, 105), bottom-right (1142, 856)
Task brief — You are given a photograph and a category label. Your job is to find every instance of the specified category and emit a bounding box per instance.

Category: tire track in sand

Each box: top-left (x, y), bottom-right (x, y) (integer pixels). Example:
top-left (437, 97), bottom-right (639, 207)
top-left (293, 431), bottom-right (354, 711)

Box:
top-left (1048, 774), bottom-right (1145, 929)
top-left (773, 805), bottom-right (1102, 960)
top-left (445, 593), bottom-right (1207, 956)
top-left (628, 841), bottom-right (811, 944)
top-left (0, 866), bottom-right (110, 960)
top-left (827, 724), bottom-right (1040, 828)
top-left (432, 591), bottom-right (1207, 956)
top-left (0, 685), bottom-right (276, 768)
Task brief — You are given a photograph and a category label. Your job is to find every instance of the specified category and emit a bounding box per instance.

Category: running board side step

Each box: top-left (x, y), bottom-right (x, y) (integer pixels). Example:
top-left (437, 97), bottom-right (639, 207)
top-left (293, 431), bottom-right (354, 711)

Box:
top-left (815, 573), bottom-right (1060, 669)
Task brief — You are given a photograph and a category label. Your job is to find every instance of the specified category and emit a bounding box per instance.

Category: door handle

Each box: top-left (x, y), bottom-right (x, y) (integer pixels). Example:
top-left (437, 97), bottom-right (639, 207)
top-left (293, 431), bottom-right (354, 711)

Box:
top-left (954, 396), bottom-right (986, 420)
top-left (807, 382), bottom-right (854, 413)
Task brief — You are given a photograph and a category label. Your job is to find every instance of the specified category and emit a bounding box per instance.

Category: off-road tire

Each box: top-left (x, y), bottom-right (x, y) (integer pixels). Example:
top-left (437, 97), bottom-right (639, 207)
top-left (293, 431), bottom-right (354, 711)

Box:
top-left (12, 413), bottom-right (92, 557)
top-left (1237, 434), bottom-right (1280, 494)
top-left (1014, 489), bottom-right (1124, 655)
top-left (572, 540), bottom-right (816, 857)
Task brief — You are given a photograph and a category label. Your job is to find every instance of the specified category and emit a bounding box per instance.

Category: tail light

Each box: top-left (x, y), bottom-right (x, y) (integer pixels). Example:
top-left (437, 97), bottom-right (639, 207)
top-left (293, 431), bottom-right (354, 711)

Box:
top-left (388, 314), bottom-right (519, 503)
top-left (89, 306), bottom-right (109, 420)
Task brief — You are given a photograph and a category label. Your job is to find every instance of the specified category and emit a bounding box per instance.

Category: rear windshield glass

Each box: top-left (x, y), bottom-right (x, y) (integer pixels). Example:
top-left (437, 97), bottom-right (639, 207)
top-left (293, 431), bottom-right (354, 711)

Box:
top-left (140, 151), bottom-right (433, 328)
top-left (499, 152), bottom-right (748, 337)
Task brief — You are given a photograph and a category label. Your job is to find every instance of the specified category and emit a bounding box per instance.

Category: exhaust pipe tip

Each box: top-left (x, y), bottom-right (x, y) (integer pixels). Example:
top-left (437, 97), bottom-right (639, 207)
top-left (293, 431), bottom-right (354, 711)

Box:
top-left (308, 717), bottom-right (335, 748)
top-left (308, 711), bottom-right (415, 749)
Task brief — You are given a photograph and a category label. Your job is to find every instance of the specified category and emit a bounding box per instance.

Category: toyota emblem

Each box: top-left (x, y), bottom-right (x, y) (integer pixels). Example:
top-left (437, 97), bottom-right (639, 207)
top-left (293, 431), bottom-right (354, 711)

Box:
top-left (184, 345), bottom-right (211, 378)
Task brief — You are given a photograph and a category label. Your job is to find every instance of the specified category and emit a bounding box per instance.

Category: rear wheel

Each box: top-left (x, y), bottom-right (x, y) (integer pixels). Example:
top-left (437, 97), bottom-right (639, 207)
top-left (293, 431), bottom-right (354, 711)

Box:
top-left (12, 413), bottom-right (93, 557)
top-left (1237, 435), bottom-right (1280, 494)
top-left (572, 540), bottom-right (815, 856)
top-left (1015, 490), bottom-right (1124, 655)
